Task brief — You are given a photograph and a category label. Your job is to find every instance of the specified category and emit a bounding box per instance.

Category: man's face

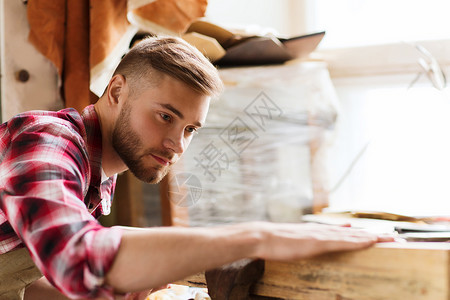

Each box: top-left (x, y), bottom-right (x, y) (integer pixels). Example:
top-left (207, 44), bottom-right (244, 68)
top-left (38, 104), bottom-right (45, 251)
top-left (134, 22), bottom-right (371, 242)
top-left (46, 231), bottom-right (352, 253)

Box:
top-left (112, 75), bottom-right (210, 183)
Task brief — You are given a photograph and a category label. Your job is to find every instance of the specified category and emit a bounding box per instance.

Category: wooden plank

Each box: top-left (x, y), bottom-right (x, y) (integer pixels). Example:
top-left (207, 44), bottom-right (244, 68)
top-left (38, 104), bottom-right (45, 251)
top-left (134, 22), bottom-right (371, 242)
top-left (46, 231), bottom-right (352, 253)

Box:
top-left (256, 242), bottom-right (450, 300)
top-left (175, 272), bottom-right (207, 288)
top-left (179, 243), bottom-right (450, 300)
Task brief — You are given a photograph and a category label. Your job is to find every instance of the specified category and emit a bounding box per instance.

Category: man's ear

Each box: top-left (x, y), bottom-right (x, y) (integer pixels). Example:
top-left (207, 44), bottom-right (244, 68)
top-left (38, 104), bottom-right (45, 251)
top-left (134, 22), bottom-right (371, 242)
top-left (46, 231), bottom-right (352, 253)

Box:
top-left (106, 74), bottom-right (126, 106)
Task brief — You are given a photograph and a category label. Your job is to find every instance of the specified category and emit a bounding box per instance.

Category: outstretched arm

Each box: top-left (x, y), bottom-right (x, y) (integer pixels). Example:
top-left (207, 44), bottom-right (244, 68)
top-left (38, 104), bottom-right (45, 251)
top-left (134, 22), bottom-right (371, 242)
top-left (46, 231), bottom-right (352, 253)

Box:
top-left (105, 222), bottom-right (393, 294)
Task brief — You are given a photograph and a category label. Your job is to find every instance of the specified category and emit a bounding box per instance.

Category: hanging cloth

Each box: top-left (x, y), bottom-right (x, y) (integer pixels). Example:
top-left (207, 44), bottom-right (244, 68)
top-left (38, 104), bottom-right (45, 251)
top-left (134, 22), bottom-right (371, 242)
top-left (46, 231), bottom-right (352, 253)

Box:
top-left (27, 0), bottom-right (207, 112)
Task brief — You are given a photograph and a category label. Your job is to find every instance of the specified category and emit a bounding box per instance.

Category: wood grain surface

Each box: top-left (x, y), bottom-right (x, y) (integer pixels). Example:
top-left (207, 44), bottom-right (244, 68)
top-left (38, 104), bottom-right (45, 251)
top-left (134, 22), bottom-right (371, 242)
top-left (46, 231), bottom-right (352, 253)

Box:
top-left (177, 242), bottom-right (450, 300)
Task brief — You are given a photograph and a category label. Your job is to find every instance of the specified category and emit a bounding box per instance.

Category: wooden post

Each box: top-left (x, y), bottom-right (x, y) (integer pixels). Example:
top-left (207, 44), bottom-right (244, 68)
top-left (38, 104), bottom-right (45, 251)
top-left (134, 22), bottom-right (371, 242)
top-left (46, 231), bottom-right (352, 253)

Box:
top-left (113, 171), bottom-right (145, 227)
top-left (177, 242), bottom-right (450, 300)
top-left (160, 172), bottom-right (190, 227)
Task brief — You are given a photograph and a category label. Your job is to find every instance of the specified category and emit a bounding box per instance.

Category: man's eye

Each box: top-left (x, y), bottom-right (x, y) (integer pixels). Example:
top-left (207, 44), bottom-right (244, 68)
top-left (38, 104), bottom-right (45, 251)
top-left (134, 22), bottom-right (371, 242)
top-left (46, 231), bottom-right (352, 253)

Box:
top-left (160, 113), bottom-right (171, 121)
top-left (186, 127), bottom-right (198, 134)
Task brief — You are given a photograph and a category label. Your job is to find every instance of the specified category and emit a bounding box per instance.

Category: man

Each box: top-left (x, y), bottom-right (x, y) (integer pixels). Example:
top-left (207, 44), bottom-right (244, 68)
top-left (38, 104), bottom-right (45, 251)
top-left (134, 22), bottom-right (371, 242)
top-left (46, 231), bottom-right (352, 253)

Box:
top-left (0, 36), bottom-right (393, 299)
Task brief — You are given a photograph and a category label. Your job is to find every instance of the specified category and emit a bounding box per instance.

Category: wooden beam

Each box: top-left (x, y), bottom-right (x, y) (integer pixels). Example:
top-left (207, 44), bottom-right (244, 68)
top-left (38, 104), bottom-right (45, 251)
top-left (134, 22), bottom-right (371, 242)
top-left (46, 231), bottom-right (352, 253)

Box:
top-left (178, 243), bottom-right (450, 300)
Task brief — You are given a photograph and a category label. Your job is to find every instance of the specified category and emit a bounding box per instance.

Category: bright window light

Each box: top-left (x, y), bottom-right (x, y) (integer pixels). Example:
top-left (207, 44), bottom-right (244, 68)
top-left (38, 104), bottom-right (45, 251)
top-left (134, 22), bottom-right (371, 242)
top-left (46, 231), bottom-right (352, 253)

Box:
top-left (330, 86), bottom-right (450, 216)
top-left (310, 0), bottom-right (450, 48)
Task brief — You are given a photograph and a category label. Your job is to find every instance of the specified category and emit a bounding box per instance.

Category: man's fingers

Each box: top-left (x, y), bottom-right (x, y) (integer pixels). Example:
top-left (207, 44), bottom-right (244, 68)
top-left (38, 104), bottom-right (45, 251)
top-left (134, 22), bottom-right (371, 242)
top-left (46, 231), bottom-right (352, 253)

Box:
top-left (376, 234), bottom-right (396, 243)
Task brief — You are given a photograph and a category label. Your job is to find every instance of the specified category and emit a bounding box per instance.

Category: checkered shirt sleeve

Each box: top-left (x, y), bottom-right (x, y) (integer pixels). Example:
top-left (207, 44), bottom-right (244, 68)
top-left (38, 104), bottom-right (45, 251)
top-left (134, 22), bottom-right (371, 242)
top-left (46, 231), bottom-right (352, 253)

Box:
top-left (0, 109), bottom-right (122, 299)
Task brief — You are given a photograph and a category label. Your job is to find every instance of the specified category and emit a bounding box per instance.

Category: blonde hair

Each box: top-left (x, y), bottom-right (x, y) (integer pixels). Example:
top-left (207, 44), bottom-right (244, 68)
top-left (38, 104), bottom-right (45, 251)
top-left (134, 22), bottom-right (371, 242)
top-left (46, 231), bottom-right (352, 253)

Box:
top-left (113, 36), bottom-right (223, 98)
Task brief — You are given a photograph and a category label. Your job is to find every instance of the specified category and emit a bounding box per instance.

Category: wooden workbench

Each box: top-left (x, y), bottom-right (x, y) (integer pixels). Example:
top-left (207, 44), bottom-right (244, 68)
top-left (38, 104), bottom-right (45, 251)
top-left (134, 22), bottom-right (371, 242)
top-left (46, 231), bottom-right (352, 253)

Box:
top-left (177, 242), bottom-right (450, 300)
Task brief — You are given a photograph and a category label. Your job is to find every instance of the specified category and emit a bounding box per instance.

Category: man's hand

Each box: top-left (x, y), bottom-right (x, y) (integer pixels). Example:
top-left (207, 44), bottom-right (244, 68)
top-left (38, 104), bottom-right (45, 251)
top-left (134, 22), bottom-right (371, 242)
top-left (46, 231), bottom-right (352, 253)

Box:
top-left (246, 222), bottom-right (394, 261)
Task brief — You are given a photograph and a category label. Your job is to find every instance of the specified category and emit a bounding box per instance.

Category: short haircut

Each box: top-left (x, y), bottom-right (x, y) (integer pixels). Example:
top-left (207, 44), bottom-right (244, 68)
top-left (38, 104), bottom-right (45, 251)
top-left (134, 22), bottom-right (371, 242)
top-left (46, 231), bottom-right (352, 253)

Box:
top-left (113, 36), bottom-right (223, 98)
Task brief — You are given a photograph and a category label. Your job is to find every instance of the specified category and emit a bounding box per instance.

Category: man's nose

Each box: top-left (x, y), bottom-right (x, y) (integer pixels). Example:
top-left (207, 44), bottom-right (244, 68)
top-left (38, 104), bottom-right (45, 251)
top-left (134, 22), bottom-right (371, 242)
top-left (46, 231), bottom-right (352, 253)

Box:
top-left (163, 129), bottom-right (185, 154)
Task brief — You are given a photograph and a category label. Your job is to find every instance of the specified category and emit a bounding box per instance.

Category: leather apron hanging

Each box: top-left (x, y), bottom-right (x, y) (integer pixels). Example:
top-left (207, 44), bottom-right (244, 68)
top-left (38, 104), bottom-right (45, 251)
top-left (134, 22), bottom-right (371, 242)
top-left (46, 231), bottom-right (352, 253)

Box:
top-left (0, 248), bottom-right (42, 300)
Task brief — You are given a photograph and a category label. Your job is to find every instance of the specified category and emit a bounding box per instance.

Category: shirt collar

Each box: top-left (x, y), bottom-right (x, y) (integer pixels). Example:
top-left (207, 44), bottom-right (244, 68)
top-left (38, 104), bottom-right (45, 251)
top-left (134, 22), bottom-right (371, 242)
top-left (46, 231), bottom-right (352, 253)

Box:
top-left (80, 105), bottom-right (103, 188)
top-left (101, 168), bottom-right (109, 183)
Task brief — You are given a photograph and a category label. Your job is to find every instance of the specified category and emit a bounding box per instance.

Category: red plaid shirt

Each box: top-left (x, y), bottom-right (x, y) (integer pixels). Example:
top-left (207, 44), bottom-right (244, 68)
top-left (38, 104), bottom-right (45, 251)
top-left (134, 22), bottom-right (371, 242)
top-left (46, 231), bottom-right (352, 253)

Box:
top-left (0, 105), bottom-right (122, 298)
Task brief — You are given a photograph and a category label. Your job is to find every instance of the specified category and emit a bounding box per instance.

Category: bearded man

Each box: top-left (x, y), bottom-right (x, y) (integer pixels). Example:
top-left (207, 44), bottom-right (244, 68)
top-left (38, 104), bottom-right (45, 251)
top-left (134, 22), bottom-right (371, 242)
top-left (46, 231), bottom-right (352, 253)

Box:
top-left (0, 36), bottom-right (392, 300)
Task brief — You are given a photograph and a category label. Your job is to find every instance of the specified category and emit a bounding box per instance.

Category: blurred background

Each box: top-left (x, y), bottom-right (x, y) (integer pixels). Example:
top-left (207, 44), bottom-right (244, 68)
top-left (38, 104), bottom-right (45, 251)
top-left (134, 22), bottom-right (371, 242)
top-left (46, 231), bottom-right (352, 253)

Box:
top-left (2, 0), bottom-right (450, 228)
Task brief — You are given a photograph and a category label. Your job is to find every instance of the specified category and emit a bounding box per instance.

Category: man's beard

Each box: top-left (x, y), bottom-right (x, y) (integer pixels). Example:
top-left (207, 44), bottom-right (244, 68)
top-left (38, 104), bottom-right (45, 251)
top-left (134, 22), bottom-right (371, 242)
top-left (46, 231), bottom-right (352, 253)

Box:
top-left (112, 103), bottom-right (172, 183)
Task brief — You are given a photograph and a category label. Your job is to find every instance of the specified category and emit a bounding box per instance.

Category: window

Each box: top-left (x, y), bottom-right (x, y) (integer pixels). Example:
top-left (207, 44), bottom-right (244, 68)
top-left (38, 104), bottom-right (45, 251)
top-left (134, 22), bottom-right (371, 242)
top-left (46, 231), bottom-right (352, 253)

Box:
top-left (327, 76), bottom-right (450, 216)
top-left (313, 0), bottom-right (450, 215)
top-left (308, 0), bottom-right (450, 49)
top-left (205, 0), bottom-right (450, 216)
